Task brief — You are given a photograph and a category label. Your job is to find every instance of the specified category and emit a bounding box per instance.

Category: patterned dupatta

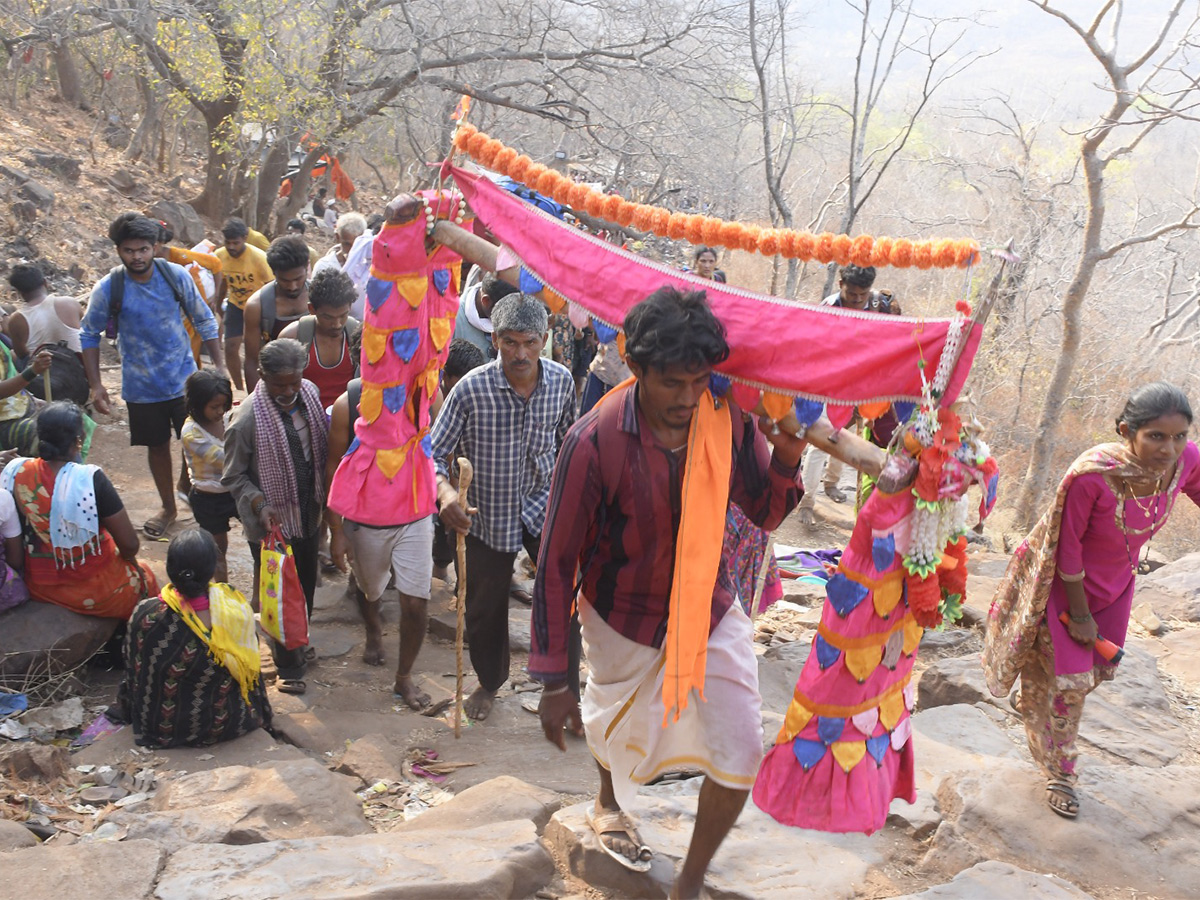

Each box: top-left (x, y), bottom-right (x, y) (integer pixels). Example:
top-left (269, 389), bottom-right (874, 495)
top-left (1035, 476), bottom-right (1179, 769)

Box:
top-left (982, 442), bottom-right (1153, 697)
top-left (161, 583), bottom-right (261, 702)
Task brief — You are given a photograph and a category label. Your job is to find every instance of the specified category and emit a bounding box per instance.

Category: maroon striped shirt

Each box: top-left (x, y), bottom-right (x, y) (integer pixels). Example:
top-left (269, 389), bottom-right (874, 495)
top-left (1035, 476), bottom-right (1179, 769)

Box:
top-left (530, 383), bottom-right (802, 682)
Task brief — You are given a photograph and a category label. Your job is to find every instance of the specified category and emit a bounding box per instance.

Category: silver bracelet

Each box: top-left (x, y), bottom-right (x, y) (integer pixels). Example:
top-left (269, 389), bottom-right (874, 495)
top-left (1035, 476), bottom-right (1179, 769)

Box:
top-left (541, 684), bottom-right (571, 697)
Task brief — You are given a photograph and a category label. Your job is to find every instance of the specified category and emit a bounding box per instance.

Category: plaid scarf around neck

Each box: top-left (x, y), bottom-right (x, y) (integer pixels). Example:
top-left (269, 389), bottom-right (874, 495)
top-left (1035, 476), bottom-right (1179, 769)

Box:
top-left (251, 381), bottom-right (328, 539)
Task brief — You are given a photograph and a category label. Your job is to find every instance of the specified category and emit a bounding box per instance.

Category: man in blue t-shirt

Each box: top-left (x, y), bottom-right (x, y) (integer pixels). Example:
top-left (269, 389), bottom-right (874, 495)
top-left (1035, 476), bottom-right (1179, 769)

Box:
top-left (82, 213), bottom-right (225, 538)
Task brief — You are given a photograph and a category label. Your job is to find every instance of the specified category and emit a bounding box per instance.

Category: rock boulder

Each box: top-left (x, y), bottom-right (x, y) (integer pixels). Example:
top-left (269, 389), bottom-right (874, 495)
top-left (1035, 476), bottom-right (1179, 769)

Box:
top-left (891, 861), bottom-right (1095, 899)
top-left (145, 200), bottom-right (206, 246)
top-left (916, 656), bottom-right (996, 710)
top-left (926, 761), bottom-right (1200, 897)
top-left (0, 819), bottom-right (38, 851)
top-left (398, 775), bottom-right (561, 834)
top-left (0, 839), bottom-right (164, 899)
top-left (1074, 641), bottom-right (1184, 767)
top-left (111, 758), bottom-right (369, 851)
top-left (1136, 554), bottom-right (1200, 621)
top-left (0, 744), bottom-right (71, 781)
top-left (546, 783), bottom-right (882, 899)
top-left (1158, 629), bottom-right (1200, 687)
top-left (334, 733), bottom-right (406, 786)
top-left (0, 602), bottom-right (118, 682)
top-left (25, 150), bottom-right (81, 183)
top-left (152, 822), bottom-right (553, 899)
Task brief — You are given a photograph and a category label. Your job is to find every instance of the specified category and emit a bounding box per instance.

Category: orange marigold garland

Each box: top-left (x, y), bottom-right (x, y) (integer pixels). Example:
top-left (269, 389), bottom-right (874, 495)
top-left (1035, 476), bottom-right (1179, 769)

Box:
top-left (758, 228), bottom-right (781, 256)
top-left (632, 204), bottom-right (657, 232)
top-left (667, 212), bottom-right (689, 240)
top-left (914, 241), bottom-right (934, 270)
top-left (601, 194), bottom-right (623, 223)
top-left (535, 169), bottom-right (561, 198)
top-left (815, 233), bottom-right (836, 264)
top-left (870, 237), bottom-right (894, 268)
top-left (851, 234), bottom-right (875, 267)
top-left (453, 124), bottom-right (980, 268)
top-left (508, 155), bottom-right (533, 182)
top-left (740, 224), bottom-right (762, 253)
top-left (890, 238), bottom-right (914, 268)
top-left (701, 217), bottom-right (724, 246)
top-left (478, 138), bottom-right (503, 169)
top-left (466, 131), bottom-right (490, 158)
top-left (831, 234), bottom-right (854, 266)
top-left (567, 182), bottom-right (592, 211)
top-left (494, 146), bottom-right (518, 172)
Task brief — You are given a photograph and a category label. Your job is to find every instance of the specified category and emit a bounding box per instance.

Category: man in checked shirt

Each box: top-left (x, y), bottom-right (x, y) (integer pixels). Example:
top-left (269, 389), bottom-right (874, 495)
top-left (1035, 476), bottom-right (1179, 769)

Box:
top-left (531, 287), bottom-right (805, 899)
top-left (431, 293), bottom-right (578, 721)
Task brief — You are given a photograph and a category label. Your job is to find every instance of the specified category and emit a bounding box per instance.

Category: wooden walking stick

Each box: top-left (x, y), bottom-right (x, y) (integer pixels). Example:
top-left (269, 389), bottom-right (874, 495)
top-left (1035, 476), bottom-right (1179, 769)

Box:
top-left (453, 457), bottom-right (474, 738)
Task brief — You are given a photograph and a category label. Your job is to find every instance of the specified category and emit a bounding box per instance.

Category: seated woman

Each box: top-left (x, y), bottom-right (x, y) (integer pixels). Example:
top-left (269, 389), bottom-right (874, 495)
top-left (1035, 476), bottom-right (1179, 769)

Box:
top-left (0, 402), bottom-right (157, 618)
top-left (117, 529), bottom-right (271, 748)
top-left (0, 482), bottom-right (28, 612)
top-left (0, 343), bottom-right (52, 455)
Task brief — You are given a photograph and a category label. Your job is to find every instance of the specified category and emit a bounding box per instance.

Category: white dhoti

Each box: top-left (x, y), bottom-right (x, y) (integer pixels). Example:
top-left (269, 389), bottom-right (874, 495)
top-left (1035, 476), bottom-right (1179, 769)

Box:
top-left (579, 599), bottom-right (764, 811)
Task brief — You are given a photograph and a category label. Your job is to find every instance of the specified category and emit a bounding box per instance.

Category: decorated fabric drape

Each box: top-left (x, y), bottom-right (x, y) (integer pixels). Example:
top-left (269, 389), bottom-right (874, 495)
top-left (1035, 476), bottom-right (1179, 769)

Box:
top-left (449, 165), bottom-right (980, 411)
top-left (327, 192), bottom-right (469, 526)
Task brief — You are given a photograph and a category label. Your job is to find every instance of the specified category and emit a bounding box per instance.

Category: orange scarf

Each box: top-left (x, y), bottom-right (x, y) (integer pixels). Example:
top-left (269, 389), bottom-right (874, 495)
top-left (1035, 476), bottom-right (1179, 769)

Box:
top-left (594, 379), bottom-right (734, 724)
top-left (663, 389), bottom-right (732, 723)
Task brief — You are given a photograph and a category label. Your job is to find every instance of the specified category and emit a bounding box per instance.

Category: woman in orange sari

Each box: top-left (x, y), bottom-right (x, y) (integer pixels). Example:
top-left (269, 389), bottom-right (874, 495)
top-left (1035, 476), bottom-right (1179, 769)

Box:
top-left (0, 402), bottom-right (157, 618)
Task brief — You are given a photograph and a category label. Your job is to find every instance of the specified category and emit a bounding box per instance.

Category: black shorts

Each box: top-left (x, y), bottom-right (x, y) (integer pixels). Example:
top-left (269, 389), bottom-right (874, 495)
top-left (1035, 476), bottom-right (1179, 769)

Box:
top-left (189, 488), bottom-right (239, 535)
top-left (223, 303), bottom-right (245, 338)
top-left (127, 397), bottom-right (186, 447)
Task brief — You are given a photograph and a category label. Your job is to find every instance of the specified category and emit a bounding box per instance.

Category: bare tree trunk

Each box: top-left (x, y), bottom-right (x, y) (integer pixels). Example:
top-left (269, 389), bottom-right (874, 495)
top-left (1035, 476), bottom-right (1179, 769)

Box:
top-left (192, 108), bottom-right (239, 218)
top-left (125, 72), bottom-right (160, 163)
top-left (1011, 0), bottom-right (1200, 528)
top-left (256, 134), bottom-right (291, 232)
top-left (52, 40), bottom-right (83, 107)
top-left (274, 145), bottom-right (326, 234)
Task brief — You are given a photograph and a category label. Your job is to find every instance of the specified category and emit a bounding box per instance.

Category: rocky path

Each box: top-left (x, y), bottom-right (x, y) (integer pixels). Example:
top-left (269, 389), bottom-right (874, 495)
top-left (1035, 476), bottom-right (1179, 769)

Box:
top-left (5, 457), bottom-right (1200, 897)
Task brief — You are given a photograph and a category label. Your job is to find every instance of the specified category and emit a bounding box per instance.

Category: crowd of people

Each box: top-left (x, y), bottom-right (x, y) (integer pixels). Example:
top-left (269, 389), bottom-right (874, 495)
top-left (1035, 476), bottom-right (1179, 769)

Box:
top-left (2, 189), bottom-right (1195, 899)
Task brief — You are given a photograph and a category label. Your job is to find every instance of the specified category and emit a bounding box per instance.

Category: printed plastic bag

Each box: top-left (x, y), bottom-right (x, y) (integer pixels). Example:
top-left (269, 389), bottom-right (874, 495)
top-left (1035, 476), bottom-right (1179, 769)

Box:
top-left (259, 526), bottom-right (307, 649)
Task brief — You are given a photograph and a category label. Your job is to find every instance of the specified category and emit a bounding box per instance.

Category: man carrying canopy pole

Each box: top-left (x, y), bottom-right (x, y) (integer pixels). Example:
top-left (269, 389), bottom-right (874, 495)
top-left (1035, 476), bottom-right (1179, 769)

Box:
top-left (529, 287), bottom-right (806, 898)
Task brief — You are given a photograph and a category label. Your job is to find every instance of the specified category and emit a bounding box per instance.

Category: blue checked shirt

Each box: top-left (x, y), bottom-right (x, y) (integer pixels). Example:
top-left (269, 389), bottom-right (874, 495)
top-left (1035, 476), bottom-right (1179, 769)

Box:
top-left (431, 358), bottom-right (577, 553)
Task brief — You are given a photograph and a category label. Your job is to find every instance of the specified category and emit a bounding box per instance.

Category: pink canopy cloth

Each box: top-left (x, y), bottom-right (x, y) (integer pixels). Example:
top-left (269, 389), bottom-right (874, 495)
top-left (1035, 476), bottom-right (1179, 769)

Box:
top-left (449, 164), bottom-right (980, 408)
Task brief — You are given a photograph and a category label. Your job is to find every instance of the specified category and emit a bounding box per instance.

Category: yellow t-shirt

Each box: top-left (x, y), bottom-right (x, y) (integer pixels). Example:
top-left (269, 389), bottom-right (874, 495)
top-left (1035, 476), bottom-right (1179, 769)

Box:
top-left (247, 229), bottom-right (271, 252)
top-left (215, 245), bottom-right (273, 310)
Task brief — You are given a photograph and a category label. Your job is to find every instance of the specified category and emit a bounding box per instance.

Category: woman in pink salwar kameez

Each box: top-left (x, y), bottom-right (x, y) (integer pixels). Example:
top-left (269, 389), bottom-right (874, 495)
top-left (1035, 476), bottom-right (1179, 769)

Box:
top-left (985, 382), bottom-right (1200, 819)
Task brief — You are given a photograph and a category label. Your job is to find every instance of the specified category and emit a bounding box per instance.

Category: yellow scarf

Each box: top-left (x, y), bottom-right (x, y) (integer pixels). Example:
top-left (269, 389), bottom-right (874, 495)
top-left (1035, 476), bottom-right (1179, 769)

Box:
top-left (662, 389), bottom-right (732, 724)
top-left (161, 583), bottom-right (261, 703)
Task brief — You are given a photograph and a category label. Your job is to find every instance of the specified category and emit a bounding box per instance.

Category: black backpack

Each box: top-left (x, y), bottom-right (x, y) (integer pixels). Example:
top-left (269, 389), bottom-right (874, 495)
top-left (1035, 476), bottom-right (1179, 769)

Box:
top-left (26, 341), bottom-right (89, 406)
top-left (104, 259), bottom-right (189, 338)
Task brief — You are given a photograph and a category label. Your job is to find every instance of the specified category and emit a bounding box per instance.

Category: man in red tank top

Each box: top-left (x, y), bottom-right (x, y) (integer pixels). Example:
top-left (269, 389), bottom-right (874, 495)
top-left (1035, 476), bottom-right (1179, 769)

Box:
top-left (278, 268), bottom-right (360, 410)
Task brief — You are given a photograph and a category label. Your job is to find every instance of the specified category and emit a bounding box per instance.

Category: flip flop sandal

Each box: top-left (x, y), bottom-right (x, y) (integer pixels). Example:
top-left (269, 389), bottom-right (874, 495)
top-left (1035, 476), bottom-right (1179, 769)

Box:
top-left (278, 679), bottom-right (307, 695)
top-left (143, 517), bottom-right (172, 539)
top-left (304, 646), bottom-right (317, 662)
top-left (1046, 780), bottom-right (1079, 819)
top-left (586, 807), bottom-right (653, 873)
top-left (510, 587), bottom-right (533, 605)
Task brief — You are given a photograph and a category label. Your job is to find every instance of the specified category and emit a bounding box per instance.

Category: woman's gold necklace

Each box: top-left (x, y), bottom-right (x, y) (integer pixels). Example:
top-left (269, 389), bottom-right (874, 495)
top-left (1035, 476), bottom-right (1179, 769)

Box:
top-left (1123, 477), bottom-right (1164, 575)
